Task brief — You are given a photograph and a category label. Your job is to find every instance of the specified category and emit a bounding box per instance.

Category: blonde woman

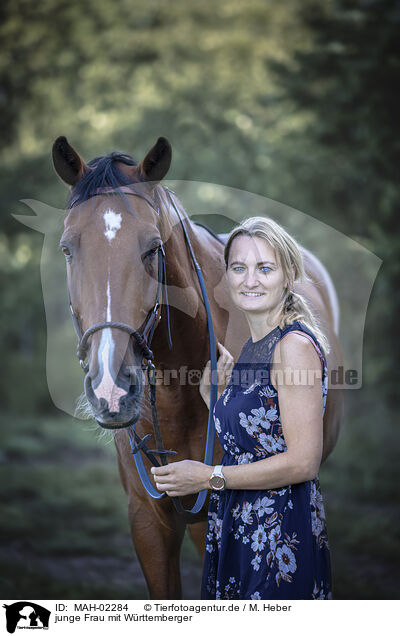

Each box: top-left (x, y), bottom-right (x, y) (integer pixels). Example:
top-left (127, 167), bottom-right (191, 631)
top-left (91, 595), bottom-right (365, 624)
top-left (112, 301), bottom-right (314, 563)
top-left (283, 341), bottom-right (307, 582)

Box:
top-left (152, 217), bottom-right (332, 600)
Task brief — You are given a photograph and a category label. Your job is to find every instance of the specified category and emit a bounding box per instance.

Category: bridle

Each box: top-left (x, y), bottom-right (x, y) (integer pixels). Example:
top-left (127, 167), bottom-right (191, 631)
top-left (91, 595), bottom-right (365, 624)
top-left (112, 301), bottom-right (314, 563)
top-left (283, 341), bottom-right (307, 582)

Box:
top-left (66, 184), bottom-right (218, 522)
top-left (70, 246), bottom-right (170, 376)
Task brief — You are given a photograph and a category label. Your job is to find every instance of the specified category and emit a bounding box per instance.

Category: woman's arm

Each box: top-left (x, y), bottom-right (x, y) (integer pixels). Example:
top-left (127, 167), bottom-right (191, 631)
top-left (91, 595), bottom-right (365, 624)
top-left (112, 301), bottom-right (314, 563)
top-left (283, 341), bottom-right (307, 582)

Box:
top-left (151, 333), bottom-right (324, 496)
top-left (221, 332), bottom-right (324, 489)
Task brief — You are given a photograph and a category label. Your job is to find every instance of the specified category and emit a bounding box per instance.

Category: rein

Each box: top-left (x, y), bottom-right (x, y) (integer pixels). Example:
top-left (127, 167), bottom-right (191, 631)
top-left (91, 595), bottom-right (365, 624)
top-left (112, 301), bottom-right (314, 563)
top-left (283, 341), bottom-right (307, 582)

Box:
top-left (67, 184), bottom-right (218, 522)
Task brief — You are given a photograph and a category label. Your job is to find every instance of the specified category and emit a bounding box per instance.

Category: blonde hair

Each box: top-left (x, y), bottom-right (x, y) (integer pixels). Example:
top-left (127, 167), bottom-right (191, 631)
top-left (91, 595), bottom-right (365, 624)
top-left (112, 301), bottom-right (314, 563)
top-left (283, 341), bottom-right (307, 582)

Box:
top-left (224, 216), bottom-right (330, 355)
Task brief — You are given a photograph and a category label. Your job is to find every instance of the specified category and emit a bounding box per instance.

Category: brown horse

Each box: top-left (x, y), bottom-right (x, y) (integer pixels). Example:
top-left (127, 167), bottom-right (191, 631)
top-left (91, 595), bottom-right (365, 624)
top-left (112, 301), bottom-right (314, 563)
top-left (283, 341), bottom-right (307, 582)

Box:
top-left (52, 135), bottom-right (344, 599)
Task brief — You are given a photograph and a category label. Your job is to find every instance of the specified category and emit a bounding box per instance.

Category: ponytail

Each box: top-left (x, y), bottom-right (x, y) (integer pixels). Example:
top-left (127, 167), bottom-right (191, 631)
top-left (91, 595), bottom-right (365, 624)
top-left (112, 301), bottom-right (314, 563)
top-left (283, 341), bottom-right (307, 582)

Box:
top-left (281, 289), bottom-right (330, 356)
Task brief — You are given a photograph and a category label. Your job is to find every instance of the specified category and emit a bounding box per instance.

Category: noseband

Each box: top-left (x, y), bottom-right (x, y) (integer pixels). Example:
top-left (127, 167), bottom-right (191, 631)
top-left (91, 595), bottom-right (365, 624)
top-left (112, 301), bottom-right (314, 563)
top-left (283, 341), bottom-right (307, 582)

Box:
top-left (66, 184), bottom-right (218, 522)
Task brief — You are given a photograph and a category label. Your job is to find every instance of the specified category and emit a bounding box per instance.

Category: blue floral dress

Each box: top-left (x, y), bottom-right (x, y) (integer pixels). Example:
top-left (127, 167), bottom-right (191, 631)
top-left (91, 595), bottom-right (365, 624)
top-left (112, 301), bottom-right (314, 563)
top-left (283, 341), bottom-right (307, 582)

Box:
top-left (201, 320), bottom-right (332, 600)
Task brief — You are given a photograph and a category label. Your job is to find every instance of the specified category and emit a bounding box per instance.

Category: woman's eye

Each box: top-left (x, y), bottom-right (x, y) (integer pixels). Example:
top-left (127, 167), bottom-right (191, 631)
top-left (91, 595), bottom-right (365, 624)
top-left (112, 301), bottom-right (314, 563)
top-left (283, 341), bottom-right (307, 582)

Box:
top-left (260, 266), bottom-right (271, 273)
top-left (232, 266), bottom-right (245, 272)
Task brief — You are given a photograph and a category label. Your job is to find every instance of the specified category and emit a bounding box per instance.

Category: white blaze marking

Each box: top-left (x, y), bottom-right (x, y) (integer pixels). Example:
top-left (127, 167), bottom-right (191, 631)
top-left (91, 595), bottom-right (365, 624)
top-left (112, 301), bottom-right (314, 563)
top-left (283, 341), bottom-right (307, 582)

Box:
top-left (104, 209), bottom-right (122, 243)
top-left (106, 280), bottom-right (111, 321)
top-left (94, 276), bottom-right (127, 412)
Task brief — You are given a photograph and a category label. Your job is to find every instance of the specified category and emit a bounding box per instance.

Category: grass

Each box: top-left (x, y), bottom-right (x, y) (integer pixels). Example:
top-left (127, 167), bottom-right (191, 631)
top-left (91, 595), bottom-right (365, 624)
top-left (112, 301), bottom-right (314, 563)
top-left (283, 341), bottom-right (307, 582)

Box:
top-left (0, 412), bottom-right (202, 599)
top-left (1, 405), bottom-right (399, 599)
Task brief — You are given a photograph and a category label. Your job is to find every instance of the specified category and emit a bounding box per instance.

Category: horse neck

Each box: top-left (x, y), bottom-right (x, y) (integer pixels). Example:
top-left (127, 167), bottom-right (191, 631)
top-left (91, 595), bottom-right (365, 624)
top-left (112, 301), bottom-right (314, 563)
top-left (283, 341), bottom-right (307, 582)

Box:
top-left (151, 187), bottom-right (216, 364)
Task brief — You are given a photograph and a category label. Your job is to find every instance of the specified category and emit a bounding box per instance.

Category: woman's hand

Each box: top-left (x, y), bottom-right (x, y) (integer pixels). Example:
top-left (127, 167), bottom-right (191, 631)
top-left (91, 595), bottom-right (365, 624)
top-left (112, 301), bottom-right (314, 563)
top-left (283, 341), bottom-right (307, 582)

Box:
top-left (199, 342), bottom-right (235, 408)
top-left (151, 460), bottom-right (214, 497)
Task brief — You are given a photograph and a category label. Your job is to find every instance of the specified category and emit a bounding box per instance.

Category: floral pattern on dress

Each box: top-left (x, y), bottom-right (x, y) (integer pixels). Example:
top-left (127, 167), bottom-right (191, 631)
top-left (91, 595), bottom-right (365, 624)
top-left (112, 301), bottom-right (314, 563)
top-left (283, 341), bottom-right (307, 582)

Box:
top-left (312, 580), bottom-right (333, 600)
top-left (223, 385), bottom-right (232, 405)
top-left (201, 321), bottom-right (332, 600)
top-left (229, 494), bottom-right (302, 587)
top-left (310, 479), bottom-right (330, 549)
top-left (215, 576), bottom-right (242, 600)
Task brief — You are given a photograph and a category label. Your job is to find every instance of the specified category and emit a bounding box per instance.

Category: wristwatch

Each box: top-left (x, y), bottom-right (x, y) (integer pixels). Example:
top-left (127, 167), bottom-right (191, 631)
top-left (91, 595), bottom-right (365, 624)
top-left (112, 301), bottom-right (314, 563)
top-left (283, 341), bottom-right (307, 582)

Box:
top-left (209, 465), bottom-right (226, 491)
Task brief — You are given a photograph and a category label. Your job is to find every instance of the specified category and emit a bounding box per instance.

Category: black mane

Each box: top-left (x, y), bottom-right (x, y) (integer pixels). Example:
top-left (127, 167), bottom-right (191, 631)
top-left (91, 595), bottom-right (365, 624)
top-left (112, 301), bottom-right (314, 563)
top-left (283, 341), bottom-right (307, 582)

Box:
top-left (67, 151), bottom-right (141, 207)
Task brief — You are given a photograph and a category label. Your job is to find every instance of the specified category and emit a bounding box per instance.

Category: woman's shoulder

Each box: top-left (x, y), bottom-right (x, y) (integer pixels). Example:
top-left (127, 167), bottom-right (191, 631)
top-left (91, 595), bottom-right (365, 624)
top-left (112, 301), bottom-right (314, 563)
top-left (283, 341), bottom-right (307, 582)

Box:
top-left (273, 321), bottom-right (326, 369)
top-left (275, 320), bottom-right (320, 359)
top-left (275, 330), bottom-right (317, 361)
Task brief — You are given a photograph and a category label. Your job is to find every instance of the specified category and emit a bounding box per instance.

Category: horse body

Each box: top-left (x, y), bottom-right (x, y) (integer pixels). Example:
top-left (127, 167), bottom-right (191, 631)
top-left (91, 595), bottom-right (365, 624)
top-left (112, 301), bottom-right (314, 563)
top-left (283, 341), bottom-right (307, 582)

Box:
top-left (109, 205), bottom-right (243, 598)
top-left (296, 248), bottom-right (343, 461)
top-left (52, 135), bottom-right (343, 599)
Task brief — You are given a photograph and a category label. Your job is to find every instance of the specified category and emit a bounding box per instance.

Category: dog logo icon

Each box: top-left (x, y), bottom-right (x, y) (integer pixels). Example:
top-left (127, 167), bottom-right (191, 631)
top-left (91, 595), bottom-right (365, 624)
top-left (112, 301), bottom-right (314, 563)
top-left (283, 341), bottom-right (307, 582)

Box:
top-left (3, 602), bottom-right (51, 633)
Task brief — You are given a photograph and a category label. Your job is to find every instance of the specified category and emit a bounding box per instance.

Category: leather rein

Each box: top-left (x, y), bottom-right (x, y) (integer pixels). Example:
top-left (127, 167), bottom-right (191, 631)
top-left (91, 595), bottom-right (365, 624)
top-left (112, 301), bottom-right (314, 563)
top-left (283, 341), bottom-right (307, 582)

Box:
top-left (67, 184), bottom-right (218, 522)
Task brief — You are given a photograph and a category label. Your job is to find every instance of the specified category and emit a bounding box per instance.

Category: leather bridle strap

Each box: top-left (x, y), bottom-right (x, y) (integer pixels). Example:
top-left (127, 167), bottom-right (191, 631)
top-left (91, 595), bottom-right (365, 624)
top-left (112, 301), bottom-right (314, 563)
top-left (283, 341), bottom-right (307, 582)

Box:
top-left (78, 322), bottom-right (154, 366)
top-left (66, 184), bottom-right (218, 520)
top-left (68, 184), bottom-right (161, 213)
top-left (69, 242), bottom-right (177, 472)
top-left (126, 186), bottom-right (219, 520)
top-left (68, 244), bottom-right (165, 371)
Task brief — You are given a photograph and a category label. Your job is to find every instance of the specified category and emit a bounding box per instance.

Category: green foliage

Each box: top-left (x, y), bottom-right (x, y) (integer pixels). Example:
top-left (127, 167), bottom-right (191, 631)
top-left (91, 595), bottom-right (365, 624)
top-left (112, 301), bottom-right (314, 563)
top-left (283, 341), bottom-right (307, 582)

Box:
top-left (268, 0), bottom-right (400, 402)
top-left (0, 414), bottom-right (202, 599)
top-left (1, 0), bottom-right (398, 600)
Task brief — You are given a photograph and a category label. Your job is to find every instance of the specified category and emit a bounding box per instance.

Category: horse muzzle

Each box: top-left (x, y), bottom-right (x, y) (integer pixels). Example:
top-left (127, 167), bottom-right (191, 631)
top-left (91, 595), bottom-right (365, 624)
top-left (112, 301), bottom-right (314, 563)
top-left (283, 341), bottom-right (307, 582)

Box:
top-left (84, 365), bottom-right (144, 429)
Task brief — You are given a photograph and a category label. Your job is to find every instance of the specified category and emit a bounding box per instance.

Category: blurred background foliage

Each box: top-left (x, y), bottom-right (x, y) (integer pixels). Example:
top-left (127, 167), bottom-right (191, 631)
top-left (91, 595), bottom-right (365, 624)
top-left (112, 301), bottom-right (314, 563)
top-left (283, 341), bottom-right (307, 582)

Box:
top-left (1, 0), bottom-right (399, 599)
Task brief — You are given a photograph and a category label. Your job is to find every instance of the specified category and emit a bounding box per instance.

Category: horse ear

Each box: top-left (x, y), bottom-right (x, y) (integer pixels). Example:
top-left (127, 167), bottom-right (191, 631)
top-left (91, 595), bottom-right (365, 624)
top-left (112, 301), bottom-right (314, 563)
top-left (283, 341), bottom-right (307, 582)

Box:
top-left (138, 136), bottom-right (172, 185)
top-left (52, 136), bottom-right (89, 186)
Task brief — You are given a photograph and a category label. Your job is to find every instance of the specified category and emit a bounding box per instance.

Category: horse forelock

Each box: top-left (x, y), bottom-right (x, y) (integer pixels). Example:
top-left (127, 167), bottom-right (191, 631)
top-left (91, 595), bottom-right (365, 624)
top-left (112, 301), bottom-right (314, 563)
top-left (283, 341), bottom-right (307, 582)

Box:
top-left (64, 148), bottom-right (190, 247)
top-left (67, 151), bottom-right (141, 208)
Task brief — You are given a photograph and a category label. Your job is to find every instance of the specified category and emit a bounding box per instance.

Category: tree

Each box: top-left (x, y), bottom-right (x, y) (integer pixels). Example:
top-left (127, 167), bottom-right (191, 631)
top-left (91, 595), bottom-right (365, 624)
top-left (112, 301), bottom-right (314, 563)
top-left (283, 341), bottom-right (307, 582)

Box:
top-left (269, 0), bottom-right (400, 403)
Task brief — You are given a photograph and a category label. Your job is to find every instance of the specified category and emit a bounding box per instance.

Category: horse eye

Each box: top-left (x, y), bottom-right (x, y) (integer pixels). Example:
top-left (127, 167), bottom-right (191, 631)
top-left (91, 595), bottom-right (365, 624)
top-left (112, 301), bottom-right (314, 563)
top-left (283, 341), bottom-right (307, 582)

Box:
top-left (145, 246), bottom-right (159, 260)
top-left (62, 246), bottom-right (71, 257)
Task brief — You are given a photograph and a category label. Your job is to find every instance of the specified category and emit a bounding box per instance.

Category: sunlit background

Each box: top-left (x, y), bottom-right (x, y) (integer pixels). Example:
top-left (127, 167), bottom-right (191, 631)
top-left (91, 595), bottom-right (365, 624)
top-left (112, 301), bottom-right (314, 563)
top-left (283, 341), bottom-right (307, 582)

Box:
top-left (1, 0), bottom-right (399, 599)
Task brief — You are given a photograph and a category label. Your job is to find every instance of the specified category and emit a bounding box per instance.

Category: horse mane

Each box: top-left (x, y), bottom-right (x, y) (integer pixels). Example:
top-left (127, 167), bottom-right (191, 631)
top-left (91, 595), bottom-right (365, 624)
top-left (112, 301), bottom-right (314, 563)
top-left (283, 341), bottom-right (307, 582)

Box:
top-left (67, 151), bottom-right (141, 208)
top-left (192, 220), bottom-right (225, 245)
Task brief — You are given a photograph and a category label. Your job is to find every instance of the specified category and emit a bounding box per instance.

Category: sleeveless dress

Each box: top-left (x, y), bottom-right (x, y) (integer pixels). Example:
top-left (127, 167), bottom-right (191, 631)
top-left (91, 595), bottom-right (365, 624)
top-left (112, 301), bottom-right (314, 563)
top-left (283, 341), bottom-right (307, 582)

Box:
top-left (200, 320), bottom-right (332, 600)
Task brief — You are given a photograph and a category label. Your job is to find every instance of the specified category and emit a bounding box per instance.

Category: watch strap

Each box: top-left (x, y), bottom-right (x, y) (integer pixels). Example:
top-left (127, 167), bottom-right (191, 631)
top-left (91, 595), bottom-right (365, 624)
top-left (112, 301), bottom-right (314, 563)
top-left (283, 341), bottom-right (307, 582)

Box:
top-left (212, 465), bottom-right (224, 478)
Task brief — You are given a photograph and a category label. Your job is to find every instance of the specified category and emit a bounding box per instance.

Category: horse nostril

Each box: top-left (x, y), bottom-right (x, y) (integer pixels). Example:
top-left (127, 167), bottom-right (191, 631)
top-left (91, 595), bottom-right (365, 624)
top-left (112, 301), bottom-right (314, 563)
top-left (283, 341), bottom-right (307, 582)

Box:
top-left (84, 372), bottom-right (96, 397)
top-left (99, 397), bottom-right (108, 411)
top-left (121, 365), bottom-right (132, 379)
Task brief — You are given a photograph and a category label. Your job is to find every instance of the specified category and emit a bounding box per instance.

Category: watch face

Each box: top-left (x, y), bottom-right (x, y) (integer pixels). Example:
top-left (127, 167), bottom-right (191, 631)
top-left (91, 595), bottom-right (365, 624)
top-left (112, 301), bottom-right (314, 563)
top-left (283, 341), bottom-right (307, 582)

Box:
top-left (210, 475), bottom-right (225, 490)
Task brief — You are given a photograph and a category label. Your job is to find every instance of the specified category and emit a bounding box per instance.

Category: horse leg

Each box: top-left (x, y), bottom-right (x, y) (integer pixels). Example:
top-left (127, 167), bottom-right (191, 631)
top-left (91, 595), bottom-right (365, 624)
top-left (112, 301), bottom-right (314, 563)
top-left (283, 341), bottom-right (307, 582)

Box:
top-left (187, 520), bottom-right (208, 566)
top-left (127, 496), bottom-right (186, 599)
top-left (115, 435), bottom-right (187, 598)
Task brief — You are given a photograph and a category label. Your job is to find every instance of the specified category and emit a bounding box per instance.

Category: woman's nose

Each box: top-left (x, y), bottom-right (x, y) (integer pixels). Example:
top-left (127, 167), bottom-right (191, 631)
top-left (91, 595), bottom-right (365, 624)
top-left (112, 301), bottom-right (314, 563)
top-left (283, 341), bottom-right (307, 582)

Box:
top-left (243, 269), bottom-right (260, 287)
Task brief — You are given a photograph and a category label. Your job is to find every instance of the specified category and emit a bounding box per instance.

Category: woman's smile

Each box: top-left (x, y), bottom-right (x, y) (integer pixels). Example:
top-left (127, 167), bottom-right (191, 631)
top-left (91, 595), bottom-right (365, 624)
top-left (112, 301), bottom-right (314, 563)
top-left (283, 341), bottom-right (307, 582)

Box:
top-left (241, 291), bottom-right (265, 296)
top-left (226, 235), bottom-right (286, 321)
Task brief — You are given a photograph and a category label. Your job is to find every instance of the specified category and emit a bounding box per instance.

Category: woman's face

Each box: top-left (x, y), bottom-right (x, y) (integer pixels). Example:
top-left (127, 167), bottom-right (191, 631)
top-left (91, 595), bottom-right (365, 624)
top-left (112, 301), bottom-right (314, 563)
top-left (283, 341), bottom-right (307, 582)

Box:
top-left (226, 234), bottom-right (287, 317)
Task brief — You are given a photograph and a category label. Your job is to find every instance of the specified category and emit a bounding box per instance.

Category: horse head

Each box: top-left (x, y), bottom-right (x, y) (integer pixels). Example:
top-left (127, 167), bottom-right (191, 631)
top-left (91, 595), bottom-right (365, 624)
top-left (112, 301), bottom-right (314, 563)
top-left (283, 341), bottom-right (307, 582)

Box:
top-left (52, 135), bottom-right (173, 429)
